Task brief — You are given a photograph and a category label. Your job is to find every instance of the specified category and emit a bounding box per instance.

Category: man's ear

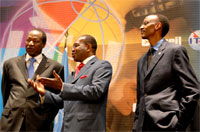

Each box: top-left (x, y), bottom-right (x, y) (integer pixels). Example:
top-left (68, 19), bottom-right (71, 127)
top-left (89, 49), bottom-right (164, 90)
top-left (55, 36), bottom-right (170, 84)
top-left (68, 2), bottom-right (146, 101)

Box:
top-left (155, 22), bottom-right (162, 30)
top-left (86, 43), bottom-right (92, 52)
top-left (42, 43), bottom-right (46, 48)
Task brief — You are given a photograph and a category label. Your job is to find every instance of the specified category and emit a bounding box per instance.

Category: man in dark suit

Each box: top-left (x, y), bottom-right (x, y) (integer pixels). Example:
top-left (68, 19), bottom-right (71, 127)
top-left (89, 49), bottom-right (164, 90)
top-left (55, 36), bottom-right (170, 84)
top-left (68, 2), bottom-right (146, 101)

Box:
top-left (0, 28), bottom-right (64, 131)
top-left (132, 14), bottom-right (200, 131)
top-left (29, 34), bottom-right (113, 131)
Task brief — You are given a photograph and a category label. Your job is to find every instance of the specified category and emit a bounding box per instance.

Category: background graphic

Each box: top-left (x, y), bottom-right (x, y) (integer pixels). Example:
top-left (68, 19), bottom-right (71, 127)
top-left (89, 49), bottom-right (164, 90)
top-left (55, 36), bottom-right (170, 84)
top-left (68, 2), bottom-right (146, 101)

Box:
top-left (0, 0), bottom-right (200, 131)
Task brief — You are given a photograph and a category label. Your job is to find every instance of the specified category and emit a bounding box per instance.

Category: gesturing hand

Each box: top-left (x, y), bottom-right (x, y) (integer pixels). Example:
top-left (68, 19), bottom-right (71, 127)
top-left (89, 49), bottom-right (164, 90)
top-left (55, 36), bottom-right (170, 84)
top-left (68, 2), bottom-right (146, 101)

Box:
top-left (28, 75), bottom-right (45, 96)
top-left (38, 70), bottom-right (63, 91)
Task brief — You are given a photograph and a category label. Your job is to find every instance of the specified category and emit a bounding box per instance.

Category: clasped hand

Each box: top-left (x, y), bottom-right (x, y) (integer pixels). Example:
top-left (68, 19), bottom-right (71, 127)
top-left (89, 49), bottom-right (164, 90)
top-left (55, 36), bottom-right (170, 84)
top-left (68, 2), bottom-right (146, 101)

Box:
top-left (28, 70), bottom-right (63, 96)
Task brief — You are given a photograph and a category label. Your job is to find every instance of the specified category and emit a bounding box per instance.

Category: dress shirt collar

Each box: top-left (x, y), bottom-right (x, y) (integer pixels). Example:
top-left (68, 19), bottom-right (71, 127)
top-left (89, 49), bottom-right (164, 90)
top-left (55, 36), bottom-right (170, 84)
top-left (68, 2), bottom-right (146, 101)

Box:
top-left (25, 53), bottom-right (43, 64)
top-left (151, 38), bottom-right (164, 51)
top-left (82, 55), bottom-right (95, 65)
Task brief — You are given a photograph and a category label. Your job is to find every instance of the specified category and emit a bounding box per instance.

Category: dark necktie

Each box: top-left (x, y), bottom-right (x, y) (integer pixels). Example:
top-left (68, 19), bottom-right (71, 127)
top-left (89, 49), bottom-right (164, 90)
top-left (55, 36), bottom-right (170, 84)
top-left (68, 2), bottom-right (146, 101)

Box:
top-left (28, 58), bottom-right (36, 78)
top-left (147, 48), bottom-right (154, 68)
top-left (74, 62), bottom-right (84, 78)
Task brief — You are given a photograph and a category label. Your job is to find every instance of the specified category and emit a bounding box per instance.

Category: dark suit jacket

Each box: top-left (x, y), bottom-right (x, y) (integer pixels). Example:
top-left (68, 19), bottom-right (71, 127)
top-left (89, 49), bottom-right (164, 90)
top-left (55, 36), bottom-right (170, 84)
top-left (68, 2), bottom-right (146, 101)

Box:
top-left (133, 40), bottom-right (200, 131)
top-left (44, 57), bottom-right (113, 131)
top-left (0, 54), bottom-right (64, 131)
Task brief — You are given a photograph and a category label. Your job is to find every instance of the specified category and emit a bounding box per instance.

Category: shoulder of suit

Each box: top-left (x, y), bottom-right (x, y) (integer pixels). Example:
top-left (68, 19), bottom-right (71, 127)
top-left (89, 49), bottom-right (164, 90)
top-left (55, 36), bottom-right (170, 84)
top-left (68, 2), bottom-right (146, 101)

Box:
top-left (94, 59), bottom-right (112, 67)
top-left (165, 41), bottom-right (184, 50)
top-left (4, 56), bottom-right (23, 64)
top-left (163, 40), bottom-right (180, 47)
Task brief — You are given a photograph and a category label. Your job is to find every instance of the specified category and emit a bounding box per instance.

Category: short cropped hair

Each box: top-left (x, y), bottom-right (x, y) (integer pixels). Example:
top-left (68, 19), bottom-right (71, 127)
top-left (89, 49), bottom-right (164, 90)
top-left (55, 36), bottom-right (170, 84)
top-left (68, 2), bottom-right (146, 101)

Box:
top-left (156, 14), bottom-right (170, 37)
top-left (80, 34), bottom-right (97, 54)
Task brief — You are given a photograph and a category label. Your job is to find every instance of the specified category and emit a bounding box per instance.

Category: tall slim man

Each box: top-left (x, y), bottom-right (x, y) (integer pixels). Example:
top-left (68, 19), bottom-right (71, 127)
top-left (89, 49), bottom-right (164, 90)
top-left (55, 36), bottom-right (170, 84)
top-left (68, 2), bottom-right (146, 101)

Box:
top-left (132, 14), bottom-right (200, 131)
top-left (0, 28), bottom-right (64, 131)
top-left (29, 34), bottom-right (113, 131)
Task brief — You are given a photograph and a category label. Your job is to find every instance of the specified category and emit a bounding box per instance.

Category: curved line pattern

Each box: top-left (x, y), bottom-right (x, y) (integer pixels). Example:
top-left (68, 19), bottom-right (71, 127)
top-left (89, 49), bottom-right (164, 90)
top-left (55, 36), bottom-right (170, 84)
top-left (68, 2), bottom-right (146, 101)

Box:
top-left (32, 0), bottom-right (63, 55)
top-left (71, 0), bottom-right (110, 22)
top-left (89, 0), bottom-right (105, 59)
top-left (2, 0), bottom-right (125, 59)
top-left (0, 0), bottom-right (125, 82)
top-left (45, 0), bottom-right (97, 54)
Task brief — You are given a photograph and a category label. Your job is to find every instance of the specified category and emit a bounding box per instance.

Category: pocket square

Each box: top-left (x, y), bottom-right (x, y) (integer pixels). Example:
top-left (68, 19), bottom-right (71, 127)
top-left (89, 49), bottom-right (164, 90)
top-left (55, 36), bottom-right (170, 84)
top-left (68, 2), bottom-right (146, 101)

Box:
top-left (80, 75), bottom-right (87, 79)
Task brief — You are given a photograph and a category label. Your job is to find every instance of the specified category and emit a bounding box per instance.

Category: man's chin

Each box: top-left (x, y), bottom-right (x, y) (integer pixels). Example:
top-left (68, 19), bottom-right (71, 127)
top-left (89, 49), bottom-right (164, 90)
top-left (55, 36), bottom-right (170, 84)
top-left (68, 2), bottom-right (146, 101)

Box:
top-left (27, 53), bottom-right (35, 57)
top-left (141, 36), bottom-right (147, 39)
top-left (73, 58), bottom-right (79, 62)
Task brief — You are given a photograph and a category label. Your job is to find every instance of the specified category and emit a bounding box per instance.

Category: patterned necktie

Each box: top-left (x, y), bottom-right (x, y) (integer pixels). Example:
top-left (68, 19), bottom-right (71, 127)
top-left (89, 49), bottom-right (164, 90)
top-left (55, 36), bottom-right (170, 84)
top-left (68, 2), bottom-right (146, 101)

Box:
top-left (28, 58), bottom-right (36, 78)
top-left (147, 48), bottom-right (155, 68)
top-left (74, 62), bottom-right (84, 78)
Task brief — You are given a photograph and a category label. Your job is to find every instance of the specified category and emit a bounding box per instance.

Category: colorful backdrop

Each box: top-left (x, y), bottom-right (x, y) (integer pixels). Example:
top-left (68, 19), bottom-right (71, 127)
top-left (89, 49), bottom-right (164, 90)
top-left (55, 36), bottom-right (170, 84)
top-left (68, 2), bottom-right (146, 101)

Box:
top-left (0, 0), bottom-right (200, 131)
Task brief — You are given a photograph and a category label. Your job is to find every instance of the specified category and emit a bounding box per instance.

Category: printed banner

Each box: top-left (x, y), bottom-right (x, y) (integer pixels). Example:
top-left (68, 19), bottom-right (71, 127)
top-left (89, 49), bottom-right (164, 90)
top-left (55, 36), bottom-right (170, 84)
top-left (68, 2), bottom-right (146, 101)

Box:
top-left (0, 0), bottom-right (199, 131)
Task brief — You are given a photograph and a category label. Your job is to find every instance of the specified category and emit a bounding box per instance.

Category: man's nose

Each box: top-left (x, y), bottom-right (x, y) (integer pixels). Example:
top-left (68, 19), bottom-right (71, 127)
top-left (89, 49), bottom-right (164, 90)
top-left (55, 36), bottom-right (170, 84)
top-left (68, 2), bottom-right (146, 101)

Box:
top-left (28, 40), bottom-right (34, 45)
top-left (72, 47), bottom-right (75, 51)
top-left (140, 24), bottom-right (144, 29)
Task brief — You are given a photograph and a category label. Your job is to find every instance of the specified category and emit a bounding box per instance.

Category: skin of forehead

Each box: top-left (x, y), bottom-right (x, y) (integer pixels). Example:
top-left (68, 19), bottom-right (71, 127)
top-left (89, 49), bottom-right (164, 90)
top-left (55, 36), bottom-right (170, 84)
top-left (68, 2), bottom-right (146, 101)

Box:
top-left (144, 15), bottom-right (159, 23)
top-left (75, 36), bottom-right (86, 43)
top-left (28, 30), bottom-right (42, 37)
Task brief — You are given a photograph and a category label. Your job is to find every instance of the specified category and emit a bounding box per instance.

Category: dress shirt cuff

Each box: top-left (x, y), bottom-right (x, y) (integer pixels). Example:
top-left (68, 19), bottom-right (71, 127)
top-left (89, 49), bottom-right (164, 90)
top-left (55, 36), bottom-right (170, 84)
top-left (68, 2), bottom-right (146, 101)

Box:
top-left (39, 94), bottom-right (45, 104)
top-left (61, 83), bottom-right (64, 91)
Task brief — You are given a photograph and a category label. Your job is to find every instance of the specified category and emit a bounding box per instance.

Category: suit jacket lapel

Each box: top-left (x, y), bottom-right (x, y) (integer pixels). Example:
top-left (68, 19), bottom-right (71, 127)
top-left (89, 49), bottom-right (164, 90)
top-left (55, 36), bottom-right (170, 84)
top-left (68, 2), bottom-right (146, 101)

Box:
top-left (67, 72), bottom-right (75, 83)
top-left (72, 57), bottom-right (97, 83)
top-left (145, 41), bottom-right (166, 78)
top-left (33, 54), bottom-right (50, 80)
top-left (17, 55), bottom-right (29, 80)
top-left (16, 54), bottom-right (50, 81)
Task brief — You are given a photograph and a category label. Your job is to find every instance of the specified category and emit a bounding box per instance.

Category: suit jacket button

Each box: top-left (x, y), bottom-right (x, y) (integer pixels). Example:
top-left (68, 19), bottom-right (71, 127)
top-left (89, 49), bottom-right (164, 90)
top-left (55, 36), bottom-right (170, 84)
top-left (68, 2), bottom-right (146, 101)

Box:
top-left (144, 93), bottom-right (147, 96)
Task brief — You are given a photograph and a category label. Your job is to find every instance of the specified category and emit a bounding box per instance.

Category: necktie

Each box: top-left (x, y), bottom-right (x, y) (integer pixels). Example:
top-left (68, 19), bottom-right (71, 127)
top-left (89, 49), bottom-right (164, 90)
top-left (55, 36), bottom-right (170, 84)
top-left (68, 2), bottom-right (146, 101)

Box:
top-left (74, 62), bottom-right (84, 78)
top-left (147, 48), bottom-right (154, 68)
top-left (28, 58), bottom-right (36, 78)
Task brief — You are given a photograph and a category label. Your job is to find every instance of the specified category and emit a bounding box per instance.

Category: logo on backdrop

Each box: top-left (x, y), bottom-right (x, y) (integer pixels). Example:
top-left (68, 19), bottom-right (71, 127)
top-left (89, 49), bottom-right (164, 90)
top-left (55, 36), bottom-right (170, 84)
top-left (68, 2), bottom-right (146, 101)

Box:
top-left (188, 30), bottom-right (200, 50)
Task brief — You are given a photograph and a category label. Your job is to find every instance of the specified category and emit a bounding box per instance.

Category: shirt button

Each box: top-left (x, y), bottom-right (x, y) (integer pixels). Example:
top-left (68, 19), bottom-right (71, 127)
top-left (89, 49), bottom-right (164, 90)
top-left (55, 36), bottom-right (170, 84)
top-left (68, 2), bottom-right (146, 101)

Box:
top-left (22, 111), bottom-right (25, 117)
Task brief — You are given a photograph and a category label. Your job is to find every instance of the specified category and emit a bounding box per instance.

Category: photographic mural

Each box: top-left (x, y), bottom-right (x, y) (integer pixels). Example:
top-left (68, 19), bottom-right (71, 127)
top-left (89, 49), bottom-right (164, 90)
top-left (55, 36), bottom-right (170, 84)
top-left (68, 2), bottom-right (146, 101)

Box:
top-left (0, 0), bottom-right (199, 131)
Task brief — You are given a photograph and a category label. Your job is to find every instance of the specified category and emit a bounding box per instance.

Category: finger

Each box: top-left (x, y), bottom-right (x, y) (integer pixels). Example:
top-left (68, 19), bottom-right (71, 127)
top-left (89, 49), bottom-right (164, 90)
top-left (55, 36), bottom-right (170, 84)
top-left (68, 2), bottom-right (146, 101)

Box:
top-left (30, 80), bottom-right (36, 90)
top-left (35, 82), bottom-right (37, 90)
top-left (38, 77), bottom-right (52, 83)
top-left (28, 78), bottom-right (31, 83)
top-left (36, 75), bottom-right (40, 81)
top-left (53, 70), bottom-right (61, 79)
top-left (30, 80), bottom-right (34, 86)
top-left (53, 70), bottom-right (63, 84)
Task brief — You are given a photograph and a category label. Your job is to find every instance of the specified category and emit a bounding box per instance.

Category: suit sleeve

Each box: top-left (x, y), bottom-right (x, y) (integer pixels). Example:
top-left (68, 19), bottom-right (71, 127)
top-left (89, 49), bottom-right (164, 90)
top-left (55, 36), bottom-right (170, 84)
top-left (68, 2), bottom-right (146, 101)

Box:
top-left (61, 61), bottom-right (112, 101)
top-left (1, 62), bottom-right (10, 106)
top-left (173, 46), bottom-right (200, 129)
top-left (45, 64), bottom-right (65, 94)
top-left (43, 64), bottom-right (65, 108)
top-left (44, 90), bottom-right (63, 109)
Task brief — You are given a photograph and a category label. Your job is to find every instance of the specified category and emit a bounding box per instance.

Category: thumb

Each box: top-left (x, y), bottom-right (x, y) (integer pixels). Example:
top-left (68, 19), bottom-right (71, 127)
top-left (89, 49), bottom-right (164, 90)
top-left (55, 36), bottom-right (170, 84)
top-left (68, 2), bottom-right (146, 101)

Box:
top-left (53, 70), bottom-right (60, 79)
